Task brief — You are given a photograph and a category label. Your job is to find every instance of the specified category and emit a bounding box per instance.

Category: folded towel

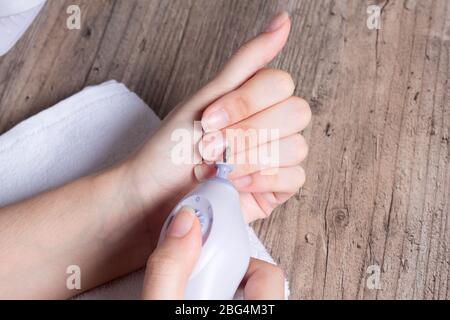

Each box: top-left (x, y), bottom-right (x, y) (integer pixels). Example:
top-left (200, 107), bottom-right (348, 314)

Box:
top-left (0, 0), bottom-right (47, 56)
top-left (0, 80), bottom-right (289, 299)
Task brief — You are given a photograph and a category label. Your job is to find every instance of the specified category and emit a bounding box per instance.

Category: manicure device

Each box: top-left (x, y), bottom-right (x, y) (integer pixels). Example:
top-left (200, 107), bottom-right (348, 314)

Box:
top-left (159, 154), bottom-right (251, 299)
top-left (0, 0), bottom-right (47, 56)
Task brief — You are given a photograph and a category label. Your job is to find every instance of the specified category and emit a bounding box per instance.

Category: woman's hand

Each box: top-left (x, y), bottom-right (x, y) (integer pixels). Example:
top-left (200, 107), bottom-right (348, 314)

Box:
top-left (142, 207), bottom-right (285, 300)
top-left (125, 12), bottom-right (311, 225)
top-left (0, 12), bottom-right (306, 299)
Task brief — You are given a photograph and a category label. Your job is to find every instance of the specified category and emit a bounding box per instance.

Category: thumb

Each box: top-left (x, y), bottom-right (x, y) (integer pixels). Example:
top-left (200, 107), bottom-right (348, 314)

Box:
top-left (142, 206), bottom-right (202, 300)
top-left (174, 11), bottom-right (291, 115)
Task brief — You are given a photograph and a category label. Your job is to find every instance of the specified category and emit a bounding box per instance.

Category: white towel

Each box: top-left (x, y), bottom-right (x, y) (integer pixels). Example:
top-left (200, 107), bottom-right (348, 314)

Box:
top-left (0, 80), bottom-right (289, 299)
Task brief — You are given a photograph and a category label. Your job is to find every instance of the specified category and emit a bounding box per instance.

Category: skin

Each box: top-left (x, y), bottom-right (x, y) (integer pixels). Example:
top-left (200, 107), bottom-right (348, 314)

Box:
top-left (0, 12), bottom-right (310, 299)
top-left (143, 207), bottom-right (285, 300)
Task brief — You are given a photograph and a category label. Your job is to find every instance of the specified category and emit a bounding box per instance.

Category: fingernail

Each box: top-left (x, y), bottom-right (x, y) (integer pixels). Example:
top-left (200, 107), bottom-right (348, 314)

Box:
top-left (199, 132), bottom-right (226, 161)
top-left (194, 165), bottom-right (207, 182)
top-left (194, 162), bottom-right (216, 182)
top-left (233, 175), bottom-right (253, 188)
top-left (264, 11), bottom-right (289, 33)
top-left (167, 206), bottom-right (196, 238)
top-left (201, 109), bottom-right (229, 132)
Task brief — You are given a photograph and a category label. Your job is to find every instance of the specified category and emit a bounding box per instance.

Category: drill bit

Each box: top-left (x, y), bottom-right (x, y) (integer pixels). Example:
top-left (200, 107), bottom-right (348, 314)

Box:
top-left (223, 146), bottom-right (231, 164)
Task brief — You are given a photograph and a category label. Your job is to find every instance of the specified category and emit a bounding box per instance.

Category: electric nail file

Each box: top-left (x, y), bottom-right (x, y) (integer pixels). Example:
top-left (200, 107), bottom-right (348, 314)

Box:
top-left (0, 0), bottom-right (47, 56)
top-left (159, 156), bottom-right (251, 299)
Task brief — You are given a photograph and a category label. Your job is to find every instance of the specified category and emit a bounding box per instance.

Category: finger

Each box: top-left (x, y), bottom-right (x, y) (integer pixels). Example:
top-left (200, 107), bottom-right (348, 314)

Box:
top-left (142, 207), bottom-right (202, 300)
top-left (232, 166), bottom-right (306, 193)
top-left (201, 68), bottom-right (295, 132)
top-left (195, 134), bottom-right (308, 181)
top-left (226, 96), bottom-right (311, 149)
top-left (229, 134), bottom-right (308, 179)
top-left (242, 258), bottom-right (285, 300)
top-left (207, 12), bottom-right (291, 97)
top-left (182, 12), bottom-right (291, 114)
top-left (240, 191), bottom-right (296, 222)
top-left (199, 96), bottom-right (311, 158)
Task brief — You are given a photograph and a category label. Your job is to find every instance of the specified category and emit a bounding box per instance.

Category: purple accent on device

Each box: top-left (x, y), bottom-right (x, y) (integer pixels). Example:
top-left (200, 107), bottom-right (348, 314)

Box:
top-left (215, 162), bottom-right (233, 179)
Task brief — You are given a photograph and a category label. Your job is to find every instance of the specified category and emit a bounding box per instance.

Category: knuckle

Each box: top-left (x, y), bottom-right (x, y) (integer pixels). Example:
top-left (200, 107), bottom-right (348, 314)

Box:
top-left (275, 70), bottom-right (295, 95)
top-left (299, 136), bottom-right (309, 160)
top-left (229, 94), bottom-right (252, 120)
top-left (257, 69), bottom-right (295, 95)
top-left (292, 134), bottom-right (309, 163)
top-left (295, 166), bottom-right (306, 187)
top-left (266, 172), bottom-right (279, 185)
top-left (286, 166), bottom-right (305, 192)
top-left (236, 161), bottom-right (253, 177)
top-left (290, 97), bottom-right (312, 128)
top-left (146, 253), bottom-right (177, 279)
top-left (301, 99), bottom-right (312, 125)
top-left (273, 192), bottom-right (292, 204)
top-left (267, 264), bottom-right (286, 283)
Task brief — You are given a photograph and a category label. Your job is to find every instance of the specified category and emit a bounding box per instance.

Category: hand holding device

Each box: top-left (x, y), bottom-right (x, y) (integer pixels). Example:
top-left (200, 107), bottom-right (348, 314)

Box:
top-left (143, 194), bottom-right (285, 300)
top-left (159, 159), bottom-right (251, 299)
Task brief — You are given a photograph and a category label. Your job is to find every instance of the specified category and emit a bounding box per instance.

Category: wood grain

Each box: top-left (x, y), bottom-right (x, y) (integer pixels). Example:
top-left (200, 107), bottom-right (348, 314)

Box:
top-left (0, 0), bottom-right (448, 299)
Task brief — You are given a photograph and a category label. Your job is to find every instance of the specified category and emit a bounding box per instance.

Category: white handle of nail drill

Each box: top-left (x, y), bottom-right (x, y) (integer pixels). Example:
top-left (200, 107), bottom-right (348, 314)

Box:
top-left (0, 0), bottom-right (47, 56)
top-left (159, 163), bottom-right (251, 299)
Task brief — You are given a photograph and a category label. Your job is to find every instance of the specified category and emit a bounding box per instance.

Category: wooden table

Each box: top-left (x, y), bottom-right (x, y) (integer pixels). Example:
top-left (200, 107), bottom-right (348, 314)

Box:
top-left (0, 0), bottom-right (448, 299)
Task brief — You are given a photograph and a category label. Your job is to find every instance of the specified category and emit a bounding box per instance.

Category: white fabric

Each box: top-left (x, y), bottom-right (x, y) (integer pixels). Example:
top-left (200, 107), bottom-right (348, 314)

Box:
top-left (0, 0), bottom-right (46, 17)
top-left (0, 80), bottom-right (289, 299)
top-left (0, 0), bottom-right (46, 56)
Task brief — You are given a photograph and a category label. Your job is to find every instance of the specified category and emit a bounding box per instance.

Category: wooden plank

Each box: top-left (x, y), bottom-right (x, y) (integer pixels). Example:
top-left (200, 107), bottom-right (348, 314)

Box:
top-left (0, 0), bottom-right (448, 299)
